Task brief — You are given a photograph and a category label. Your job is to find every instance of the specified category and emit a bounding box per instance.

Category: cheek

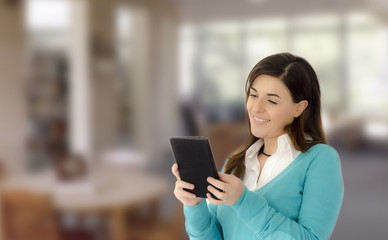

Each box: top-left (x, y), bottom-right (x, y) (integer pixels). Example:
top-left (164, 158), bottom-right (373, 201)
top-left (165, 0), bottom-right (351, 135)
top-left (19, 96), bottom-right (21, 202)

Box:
top-left (272, 108), bottom-right (295, 127)
top-left (246, 100), bottom-right (252, 111)
top-left (246, 102), bottom-right (254, 116)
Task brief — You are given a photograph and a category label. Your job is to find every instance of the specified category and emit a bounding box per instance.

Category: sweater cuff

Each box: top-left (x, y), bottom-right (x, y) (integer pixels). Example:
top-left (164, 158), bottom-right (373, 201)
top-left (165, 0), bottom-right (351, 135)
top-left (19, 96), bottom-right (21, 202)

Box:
top-left (184, 199), bottom-right (212, 235)
top-left (184, 199), bottom-right (209, 223)
top-left (230, 186), bottom-right (267, 218)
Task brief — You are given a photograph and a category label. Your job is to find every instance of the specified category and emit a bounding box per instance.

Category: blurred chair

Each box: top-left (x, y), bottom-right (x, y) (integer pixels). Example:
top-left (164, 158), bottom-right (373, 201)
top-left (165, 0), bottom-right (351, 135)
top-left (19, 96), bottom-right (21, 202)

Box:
top-left (1, 189), bottom-right (59, 240)
top-left (55, 153), bottom-right (88, 182)
top-left (59, 212), bottom-right (107, 240)
top-left (127, 200), bottom-right (187, 240)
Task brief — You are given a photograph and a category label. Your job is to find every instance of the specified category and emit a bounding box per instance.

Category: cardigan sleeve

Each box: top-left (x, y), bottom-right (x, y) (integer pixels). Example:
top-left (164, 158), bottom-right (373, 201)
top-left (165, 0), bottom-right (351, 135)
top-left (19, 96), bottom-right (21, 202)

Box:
top-left (184, 199), bottom-right (223, 239)
top-left (229, 145), bottom-right (344, 240)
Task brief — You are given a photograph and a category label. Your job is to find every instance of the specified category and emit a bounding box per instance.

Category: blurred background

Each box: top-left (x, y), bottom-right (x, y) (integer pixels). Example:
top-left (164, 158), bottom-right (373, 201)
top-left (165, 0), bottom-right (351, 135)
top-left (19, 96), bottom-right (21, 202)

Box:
top-left (0, 0), bottom-right (387, 239)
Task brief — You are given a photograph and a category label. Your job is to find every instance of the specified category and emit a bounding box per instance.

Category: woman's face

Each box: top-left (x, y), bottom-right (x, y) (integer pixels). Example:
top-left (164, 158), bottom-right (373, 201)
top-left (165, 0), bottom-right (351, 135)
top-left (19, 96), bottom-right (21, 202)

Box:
top-left (246, 74), bottom-right (307, 140)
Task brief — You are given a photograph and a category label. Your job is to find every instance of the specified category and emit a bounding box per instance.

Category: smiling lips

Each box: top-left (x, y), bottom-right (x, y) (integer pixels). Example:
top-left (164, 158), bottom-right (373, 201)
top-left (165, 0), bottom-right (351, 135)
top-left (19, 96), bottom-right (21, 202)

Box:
top-left (252, 116), bottom-right (270, 125)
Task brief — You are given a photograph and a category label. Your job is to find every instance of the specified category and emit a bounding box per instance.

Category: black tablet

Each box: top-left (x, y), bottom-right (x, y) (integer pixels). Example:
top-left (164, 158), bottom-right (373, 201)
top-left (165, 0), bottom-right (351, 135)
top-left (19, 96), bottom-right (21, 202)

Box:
top-left (170, 136), bottom-right (220, 198)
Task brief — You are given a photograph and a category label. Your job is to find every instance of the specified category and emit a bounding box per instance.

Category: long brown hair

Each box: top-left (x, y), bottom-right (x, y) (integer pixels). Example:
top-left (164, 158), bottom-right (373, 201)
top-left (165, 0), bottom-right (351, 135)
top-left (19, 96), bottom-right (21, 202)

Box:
top-left (224, 53), bottom-right (327, 178)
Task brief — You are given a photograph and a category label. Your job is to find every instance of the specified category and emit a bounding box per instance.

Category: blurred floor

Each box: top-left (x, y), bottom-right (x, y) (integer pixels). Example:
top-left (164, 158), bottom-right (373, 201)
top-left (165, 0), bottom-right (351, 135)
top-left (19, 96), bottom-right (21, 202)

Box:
top-left (331, 147), bottom-right (388, 240)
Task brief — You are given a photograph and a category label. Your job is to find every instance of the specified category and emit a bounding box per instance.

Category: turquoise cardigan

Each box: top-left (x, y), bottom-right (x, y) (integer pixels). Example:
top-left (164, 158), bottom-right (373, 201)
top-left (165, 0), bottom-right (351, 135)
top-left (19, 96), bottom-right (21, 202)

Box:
top-left (184, 144), bottom-right (344, 240)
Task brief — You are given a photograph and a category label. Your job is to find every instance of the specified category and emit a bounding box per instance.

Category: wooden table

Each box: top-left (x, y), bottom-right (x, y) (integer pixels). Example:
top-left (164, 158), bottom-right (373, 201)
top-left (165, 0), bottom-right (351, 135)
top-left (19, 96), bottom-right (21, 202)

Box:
top-left (0, 168), bottom-right (169, 240)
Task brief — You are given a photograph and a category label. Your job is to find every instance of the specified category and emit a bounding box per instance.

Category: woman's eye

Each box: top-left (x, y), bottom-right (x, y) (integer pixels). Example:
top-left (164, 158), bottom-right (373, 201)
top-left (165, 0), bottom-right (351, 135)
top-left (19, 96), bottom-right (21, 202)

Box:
top-left (249, 94), bottom-right (258, 98)
top-left (268, 100), bottom-right (278, 105)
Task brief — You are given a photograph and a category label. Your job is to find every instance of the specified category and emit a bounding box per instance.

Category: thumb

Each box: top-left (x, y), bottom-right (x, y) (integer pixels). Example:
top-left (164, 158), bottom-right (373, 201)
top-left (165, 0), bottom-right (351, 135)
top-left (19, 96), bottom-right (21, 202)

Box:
top-left (171, 163), bottom-right (181, 180)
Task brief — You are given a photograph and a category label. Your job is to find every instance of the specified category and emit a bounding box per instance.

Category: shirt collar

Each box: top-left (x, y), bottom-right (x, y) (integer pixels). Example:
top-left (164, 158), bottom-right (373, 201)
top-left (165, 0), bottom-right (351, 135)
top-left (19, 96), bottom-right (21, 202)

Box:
top-left (246, 138), bottom-right (264, 159)
top-left (245, 138), bottom-right (263, 170)
top-left (245, 133), bottom-right (300, 170)
top-left (277, 133), bottom-right (301, 160)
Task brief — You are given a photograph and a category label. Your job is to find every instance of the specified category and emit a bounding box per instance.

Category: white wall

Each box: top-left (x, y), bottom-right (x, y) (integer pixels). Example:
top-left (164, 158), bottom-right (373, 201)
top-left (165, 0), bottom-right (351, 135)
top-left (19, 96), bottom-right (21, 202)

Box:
top-left (69, 0), bottom-right (92, 160)
top-left (0, 2), bottom-right (27, 177)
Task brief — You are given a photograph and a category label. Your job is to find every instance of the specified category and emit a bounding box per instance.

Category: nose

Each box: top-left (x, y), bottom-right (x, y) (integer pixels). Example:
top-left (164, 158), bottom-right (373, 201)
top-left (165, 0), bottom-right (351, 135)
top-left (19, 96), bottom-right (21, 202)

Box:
top-left (252, 98), bottom-right (265, 113)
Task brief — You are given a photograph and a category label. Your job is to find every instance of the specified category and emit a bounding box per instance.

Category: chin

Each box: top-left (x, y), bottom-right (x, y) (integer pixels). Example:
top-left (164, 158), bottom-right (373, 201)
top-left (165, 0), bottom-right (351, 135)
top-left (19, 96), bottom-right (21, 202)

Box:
top-left (250, 129), bottom-right (266, 139)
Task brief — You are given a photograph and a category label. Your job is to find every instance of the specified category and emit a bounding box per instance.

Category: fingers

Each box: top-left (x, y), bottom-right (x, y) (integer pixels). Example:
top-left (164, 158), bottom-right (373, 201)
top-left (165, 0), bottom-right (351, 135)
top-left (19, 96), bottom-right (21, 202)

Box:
top-left (207, 176), bottom-right (228, 192)
top-left (206, 193), bottom-right (223, 205)
top-left (174, 178), bottom-right (197, 200)
top-left (174, 187), bottom-right (197, 199)
top-left (175, 180), bottom-right (194, 191)
top-left (207, 172), bottom-right (245, 206)
top-left (173, 172), bottom-right (196, 199)
top-left (207, 184), bottom-right (226, 201)
top-left (171, 164), bottom-right (204, 206)
top-left (171, 163), bottom-right (181, 180)
top-left (207, 173), bottom-right (229, 201)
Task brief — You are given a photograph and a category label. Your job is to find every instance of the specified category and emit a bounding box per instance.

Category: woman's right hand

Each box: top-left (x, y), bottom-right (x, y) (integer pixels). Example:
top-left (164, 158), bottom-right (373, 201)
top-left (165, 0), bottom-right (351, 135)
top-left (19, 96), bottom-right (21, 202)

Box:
top-left (172, 163), bottom-right (203, 206)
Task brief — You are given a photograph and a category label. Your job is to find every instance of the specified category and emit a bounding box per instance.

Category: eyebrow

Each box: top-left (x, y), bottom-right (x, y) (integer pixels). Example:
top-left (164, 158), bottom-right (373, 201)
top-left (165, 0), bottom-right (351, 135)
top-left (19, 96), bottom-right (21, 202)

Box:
top-left (250, 87), bottom-right (281, 99)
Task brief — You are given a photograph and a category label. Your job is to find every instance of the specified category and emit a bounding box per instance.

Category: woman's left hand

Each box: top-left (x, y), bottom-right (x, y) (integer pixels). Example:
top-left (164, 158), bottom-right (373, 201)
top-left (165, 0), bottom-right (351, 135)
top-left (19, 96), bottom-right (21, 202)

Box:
top-left (206, 172), bottom-right (245, 206)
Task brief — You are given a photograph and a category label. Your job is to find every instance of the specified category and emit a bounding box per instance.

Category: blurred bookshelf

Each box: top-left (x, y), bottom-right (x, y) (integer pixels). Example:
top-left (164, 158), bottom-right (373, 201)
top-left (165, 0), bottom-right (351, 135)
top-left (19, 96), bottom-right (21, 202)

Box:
top-left (26, 51), bottom-right (69, 171)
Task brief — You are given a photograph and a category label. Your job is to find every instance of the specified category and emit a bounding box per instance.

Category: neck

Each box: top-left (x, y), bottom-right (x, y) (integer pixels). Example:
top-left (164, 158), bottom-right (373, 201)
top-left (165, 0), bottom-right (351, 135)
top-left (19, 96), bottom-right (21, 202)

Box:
top-left (262, 136), bottom-right (279, 156)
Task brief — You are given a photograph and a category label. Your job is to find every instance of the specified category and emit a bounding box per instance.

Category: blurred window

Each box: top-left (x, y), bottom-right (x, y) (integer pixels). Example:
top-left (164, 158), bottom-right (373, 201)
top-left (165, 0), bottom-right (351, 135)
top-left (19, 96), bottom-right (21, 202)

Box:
top-left (244, 18), bottom-right (288, 73)
top-left (291, 14), bottom-right (342, 112)
top-left (346, 12), bottom-right (388, 117)
top-left (179, 11), bottom-right (388, 123)
top-left (25, 0), bottom-right (70, 32)
top-left (196, 22), bottom-right (244, 106)
top-left (179, 24), bottom-right (195, 100)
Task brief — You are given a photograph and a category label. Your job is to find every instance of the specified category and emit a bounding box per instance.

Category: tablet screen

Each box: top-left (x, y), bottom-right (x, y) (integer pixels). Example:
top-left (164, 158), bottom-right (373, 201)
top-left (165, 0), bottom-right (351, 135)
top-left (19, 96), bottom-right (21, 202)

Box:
top-left (170, 136), bottom-right (220, 198)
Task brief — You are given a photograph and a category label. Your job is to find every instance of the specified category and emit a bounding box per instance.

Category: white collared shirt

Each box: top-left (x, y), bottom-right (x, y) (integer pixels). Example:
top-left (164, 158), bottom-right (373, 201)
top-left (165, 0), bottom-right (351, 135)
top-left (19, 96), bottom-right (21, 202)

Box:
top-left (243, 133), bottom-right (301, 191)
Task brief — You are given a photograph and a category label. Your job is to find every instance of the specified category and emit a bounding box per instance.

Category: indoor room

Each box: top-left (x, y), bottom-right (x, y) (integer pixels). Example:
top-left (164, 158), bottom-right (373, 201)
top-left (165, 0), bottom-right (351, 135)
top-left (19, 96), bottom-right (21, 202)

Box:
top-left (0, 0), bottom-right (387, 239)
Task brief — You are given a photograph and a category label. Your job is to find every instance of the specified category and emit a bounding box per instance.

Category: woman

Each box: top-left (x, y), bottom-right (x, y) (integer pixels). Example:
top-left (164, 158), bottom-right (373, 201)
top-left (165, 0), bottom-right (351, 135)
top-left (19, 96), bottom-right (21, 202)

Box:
top-left (172, 53), bottom-right (344, 240)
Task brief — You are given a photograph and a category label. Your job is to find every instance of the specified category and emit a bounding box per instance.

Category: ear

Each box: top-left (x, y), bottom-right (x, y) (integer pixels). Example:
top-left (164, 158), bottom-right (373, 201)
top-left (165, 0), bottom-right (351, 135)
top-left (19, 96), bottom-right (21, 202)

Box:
top-left (294, 100), bottom-right (308, 118)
